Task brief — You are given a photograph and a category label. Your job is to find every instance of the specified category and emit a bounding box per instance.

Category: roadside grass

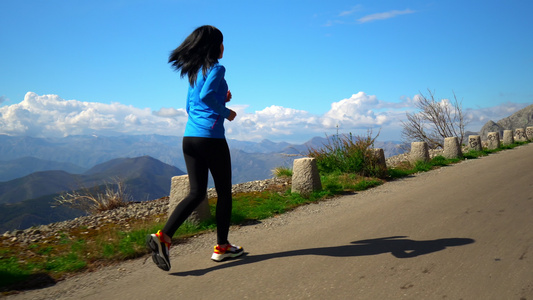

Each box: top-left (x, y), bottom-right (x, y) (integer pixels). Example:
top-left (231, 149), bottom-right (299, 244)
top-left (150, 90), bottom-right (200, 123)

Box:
top-left (272, 166), bottom-right (293, 178)
top-left (1, 139), bottom-right (530, 293)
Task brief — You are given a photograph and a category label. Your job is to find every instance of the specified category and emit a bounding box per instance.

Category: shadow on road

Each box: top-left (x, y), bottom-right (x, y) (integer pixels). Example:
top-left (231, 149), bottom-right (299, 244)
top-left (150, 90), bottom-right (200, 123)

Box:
top-left (171, 236), bottom-right (475, 277)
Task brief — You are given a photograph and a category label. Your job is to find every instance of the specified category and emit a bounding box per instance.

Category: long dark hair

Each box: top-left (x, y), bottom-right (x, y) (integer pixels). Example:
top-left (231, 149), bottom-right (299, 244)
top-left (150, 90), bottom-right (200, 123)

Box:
top-left (169, 25), bottom-right (224, 86)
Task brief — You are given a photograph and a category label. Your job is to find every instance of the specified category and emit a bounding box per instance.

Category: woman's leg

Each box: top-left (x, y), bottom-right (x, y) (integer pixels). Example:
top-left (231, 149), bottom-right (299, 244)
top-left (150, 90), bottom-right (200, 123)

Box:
top-left (162, 137), bottom-right (209, 238)
top-left (207, 140), bottom-right (244, 262)
top-left (206, 139), bottom-right (233, 245)
top-left (162, 137), bottom-right (233, 246)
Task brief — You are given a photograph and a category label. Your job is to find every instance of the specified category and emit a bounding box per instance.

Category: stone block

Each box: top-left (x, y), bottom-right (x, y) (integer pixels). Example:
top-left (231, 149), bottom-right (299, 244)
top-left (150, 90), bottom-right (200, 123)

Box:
top-left (487, 132), bottom-right (500, 150)
top-left (515, 128), bottom-right (527, 142)
top-left (169, 175), bottom-right (211, 224)
top-left (370, 148), bottom-right (387, 178)
top-left (291, 157), bottom-right (321, 197)
top-left (502, 130), bottom-right (514, 145)
top-left (468, 135), bottom-right (482, 151)
top-left (409, 142), bottom-right (429, 163)
top-left (527, 127), bottom-right (533, 141)
top-left (443, 137), bottom-right (462, 159)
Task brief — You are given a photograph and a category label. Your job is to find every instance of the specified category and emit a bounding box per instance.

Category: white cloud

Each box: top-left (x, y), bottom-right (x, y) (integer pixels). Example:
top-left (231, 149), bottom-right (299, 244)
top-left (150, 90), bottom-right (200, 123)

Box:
top-left (153, 107), bottom-right (186, 118)
top-left (0, 92), bottom-right (527, 142)
top-left (339, 5), bottom-right (363, 17)
top-left (323, 5), bottom-right (362, 27)
top-left (358, 9), bottom-right (415, 23)
top-left (322, 92), bottom-right (384, 127)
top-left (226, 92), bottom-right (406, 141)
top-left (0, 92), bottom-right (188, 137)
top-left (226, 105), bottom-right (316, 140)
top-left (464, 102), bottom-right (530, 131)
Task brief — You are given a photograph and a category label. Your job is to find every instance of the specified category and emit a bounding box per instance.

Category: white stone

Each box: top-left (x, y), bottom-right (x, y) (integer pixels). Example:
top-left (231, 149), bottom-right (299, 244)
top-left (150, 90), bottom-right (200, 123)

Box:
top-left (526, 127), bottom-right (533, 141)
top-left (291, 158), bottom-right (322, 197)
top-left (515, 128), bottom-right (528, 142)
top-left (502, 130), bottom-right (514, 145)
top-left (409, 142), bottom-right (430, 163)
top-left (443, 137), bottom-right (462, 159)
top-left (487, 132), bottom-right (500, 150)
top-left (169, 175), bottom-right (211, 224)
top-left (468, 135), bottom-right (482, 151)
top-left (371, 148), bottom-right (388, 177)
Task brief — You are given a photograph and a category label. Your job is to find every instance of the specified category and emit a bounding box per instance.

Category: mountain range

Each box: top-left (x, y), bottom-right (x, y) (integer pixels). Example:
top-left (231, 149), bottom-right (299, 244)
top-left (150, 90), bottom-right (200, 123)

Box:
top-left (0, 156), bottom-right (184, 232)
top-left (0, 135), bottom-right (405, 184)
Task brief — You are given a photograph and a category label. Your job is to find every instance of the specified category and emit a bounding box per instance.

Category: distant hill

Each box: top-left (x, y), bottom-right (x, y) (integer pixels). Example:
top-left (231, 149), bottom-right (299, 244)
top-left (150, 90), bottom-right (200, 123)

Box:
top-left (0, 157), bottom-right (86, 182)
top-left (479, 104), bottom-right (533, 139)
top-left (0, 156), bottom-right (184, 205)
top-left (227, 139), bottom-right (293, 154)
top-left (230, 149), bottom-right (295, 183)
top-left (0, 156), bottom-right (185, 232)
top-left (85, 156), bottom-right (185, 201)
top-left (0, 170), bottom-right (83, 205)
top-left (0, 194), bottom-right (83, 233)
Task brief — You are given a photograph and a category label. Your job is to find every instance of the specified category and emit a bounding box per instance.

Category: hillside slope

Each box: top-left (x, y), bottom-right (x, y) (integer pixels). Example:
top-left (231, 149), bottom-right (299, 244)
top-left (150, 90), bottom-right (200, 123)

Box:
top-left (0, 156), bottom-right (185, 231)
top-left (479, 103), bottom-right (533, 139)
top-left (0, 171), bottom-right (83, 205)
top-left (0, 194), bottom-right (83, 233)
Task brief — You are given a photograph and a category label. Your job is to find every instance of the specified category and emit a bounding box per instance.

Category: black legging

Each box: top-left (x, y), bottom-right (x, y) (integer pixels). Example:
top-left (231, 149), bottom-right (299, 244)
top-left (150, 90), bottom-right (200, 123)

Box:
top-left (163, 137), bottom-right (233, 245)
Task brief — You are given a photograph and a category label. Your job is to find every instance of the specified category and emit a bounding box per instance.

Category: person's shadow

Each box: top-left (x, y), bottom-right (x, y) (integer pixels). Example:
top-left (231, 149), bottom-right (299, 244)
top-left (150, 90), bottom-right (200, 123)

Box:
top-left (171, 236), bottom-right (475, 277)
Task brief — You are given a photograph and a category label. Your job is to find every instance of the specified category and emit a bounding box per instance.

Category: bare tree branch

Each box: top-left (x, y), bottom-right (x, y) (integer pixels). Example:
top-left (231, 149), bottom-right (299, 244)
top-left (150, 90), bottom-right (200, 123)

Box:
top-left (401, 90), bottom-right (468, 149)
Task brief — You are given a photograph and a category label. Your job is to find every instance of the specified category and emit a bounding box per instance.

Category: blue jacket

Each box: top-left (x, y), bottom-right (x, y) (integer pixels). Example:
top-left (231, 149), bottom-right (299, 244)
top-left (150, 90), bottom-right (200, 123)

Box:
top-left (184, 64), bottom-right (230, 139)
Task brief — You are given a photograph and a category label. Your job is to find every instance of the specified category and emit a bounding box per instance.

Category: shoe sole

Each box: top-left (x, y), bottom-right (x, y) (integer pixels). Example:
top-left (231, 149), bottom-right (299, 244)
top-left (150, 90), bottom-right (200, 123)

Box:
top-left (146, 234), bottom-right (171, 271)
top-left (211, 249), bottom-right (244, 262)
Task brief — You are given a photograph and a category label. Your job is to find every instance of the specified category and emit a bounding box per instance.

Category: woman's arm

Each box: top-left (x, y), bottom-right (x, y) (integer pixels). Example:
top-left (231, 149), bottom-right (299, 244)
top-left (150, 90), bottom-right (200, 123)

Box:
top-left (199, 65), bottom-right (231, 119)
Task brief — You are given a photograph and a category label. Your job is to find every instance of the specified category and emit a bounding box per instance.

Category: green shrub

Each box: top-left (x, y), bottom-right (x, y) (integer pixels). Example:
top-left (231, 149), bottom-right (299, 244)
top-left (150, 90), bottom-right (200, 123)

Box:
top-left (272, 166), bottom-right (293, 177)
top-left (307, 131), bottom-right (386, 178)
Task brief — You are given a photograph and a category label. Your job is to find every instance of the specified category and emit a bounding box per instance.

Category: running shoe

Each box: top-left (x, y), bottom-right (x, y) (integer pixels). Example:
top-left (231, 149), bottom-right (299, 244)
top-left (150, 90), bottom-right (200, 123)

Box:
top-left (211, 243), bottom-right (244, 262)
top-left (146, 230), bottom-right (171, 271)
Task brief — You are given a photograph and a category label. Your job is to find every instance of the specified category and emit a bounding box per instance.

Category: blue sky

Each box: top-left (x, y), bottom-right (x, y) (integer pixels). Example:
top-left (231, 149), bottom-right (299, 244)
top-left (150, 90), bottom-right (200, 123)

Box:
top-left (1, 0), bottom-right (532, 142)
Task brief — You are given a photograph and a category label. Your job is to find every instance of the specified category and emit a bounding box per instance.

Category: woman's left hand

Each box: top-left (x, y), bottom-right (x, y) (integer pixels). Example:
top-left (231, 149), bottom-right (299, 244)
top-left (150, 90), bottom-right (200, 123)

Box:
top-left (227, 109), bottom-right (237, 121)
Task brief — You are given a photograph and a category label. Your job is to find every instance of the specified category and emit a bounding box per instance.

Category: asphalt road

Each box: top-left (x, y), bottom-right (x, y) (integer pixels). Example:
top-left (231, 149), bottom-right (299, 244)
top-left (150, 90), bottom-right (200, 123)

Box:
top-left (9, 143), bottom-right (533, 300)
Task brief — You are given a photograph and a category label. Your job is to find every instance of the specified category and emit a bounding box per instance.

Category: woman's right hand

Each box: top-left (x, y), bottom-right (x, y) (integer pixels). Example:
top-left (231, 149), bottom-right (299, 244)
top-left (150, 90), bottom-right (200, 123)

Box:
top-left (226, 90), bottom-right (232, 102)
